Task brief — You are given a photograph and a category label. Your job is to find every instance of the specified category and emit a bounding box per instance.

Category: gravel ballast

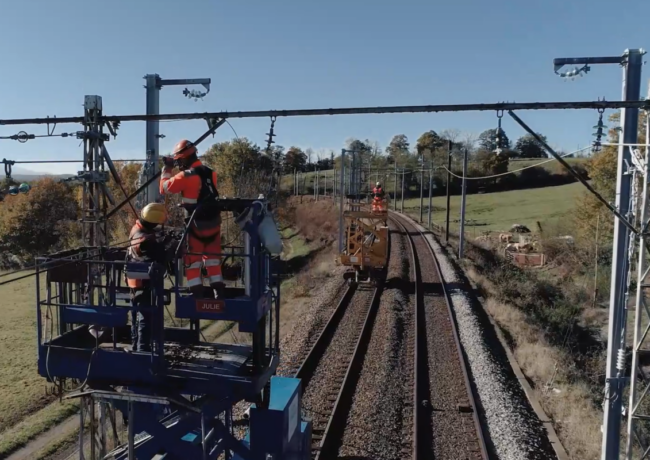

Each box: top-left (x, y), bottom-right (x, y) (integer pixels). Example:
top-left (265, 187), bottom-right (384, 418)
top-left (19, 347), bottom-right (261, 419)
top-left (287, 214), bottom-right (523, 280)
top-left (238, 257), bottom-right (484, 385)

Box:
top-left (406, 223), bottom-right (482, 459)
top-left (299, 287), bottom-right (375, 429)
top-left (338, 223), bottom-right (415, 459)
top-left (405, 214), bottom-right (559, 460)
top-left (277, 270), bottom-right (349, 377)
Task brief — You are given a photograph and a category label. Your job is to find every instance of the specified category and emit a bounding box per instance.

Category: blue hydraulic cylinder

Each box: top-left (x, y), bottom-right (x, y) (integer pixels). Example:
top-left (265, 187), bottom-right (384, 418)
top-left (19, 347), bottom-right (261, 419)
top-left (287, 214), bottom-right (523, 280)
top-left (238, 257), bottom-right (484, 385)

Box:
top-left (244, 376), bottom-right (312, 460)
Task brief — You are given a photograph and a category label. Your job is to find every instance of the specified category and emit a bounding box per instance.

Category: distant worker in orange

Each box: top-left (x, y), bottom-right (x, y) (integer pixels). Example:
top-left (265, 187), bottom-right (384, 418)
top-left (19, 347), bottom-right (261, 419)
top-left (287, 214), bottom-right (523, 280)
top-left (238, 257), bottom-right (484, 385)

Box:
top-left (160, 139), bottom-right (225, 299)
top-left (372, 181), bottom-right (385, 212)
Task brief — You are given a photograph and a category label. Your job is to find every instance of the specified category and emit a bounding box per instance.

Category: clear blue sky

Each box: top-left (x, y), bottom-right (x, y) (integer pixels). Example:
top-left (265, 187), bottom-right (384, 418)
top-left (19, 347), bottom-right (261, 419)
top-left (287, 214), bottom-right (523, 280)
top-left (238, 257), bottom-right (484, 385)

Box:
top-left (0, 0), bottom-right (648, 175)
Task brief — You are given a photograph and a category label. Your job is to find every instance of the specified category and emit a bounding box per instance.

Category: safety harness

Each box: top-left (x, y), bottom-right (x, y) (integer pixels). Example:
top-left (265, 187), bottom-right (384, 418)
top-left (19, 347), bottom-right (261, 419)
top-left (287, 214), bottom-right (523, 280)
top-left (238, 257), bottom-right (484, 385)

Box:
top-left (183, 164), bottom-right (221, 242)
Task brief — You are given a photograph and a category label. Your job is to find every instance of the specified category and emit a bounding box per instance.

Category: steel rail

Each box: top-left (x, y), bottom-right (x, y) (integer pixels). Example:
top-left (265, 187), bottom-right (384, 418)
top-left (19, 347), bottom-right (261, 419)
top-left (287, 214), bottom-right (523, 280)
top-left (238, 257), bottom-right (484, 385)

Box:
top-left (387, 214), bottom-right (425, 460)
top-left (294, 283), bottom-right (357, 384)
top-left (314, 285), bottom-right (381, 460)
top-left (294, 253), bottom-right (387, 458)
top-left (0, 100), bottom-right (648, 126)
top-left (390, 211), bottom-right (490, 460)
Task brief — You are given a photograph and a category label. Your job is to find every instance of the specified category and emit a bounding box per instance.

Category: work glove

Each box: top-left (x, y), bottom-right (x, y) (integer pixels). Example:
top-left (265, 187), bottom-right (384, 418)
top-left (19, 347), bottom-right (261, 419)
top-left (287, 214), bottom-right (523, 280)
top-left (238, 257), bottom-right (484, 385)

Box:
top-left (162, 156), bottom-right (175, 169)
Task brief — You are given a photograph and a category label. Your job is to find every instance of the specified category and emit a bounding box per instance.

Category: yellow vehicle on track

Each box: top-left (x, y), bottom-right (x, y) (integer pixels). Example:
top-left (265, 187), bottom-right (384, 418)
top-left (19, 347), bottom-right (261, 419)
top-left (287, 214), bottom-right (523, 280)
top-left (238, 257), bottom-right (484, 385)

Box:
top-left (338, 194), bottom-right (389, 284)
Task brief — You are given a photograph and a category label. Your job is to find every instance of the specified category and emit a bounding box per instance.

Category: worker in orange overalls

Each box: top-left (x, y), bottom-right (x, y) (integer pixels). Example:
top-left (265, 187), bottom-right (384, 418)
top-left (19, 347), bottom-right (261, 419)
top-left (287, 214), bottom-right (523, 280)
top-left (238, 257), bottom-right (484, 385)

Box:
top-left (372, 181), bottom-right (385, 212)
top-left (160, 139), bottom-right (224, 299)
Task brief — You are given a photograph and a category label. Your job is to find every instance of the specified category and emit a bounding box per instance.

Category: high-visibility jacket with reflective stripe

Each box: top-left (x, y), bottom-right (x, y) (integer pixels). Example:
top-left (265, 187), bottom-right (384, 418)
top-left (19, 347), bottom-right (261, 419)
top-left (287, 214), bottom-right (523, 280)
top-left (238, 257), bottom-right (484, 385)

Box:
top-left (126, 221), bottom-right (156, 288)
top-left (159, 159), bottom-right (219, 220)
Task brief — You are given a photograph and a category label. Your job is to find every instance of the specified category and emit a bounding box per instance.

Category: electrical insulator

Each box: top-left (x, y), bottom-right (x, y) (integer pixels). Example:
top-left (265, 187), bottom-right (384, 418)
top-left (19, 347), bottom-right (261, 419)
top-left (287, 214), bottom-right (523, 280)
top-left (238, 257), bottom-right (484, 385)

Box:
top-left (592, 110), bottom-right (607, 153)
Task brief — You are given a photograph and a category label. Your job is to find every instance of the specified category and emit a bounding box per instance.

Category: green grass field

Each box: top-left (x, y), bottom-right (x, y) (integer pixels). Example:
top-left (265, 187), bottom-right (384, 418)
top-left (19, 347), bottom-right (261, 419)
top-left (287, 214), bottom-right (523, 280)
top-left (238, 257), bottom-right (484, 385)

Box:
top-left (400, 181), bottom-right (585, 235)
top-left (0, 273), bottom-right (81, 456)
top-left (507, 157), bottom-right (588, 173)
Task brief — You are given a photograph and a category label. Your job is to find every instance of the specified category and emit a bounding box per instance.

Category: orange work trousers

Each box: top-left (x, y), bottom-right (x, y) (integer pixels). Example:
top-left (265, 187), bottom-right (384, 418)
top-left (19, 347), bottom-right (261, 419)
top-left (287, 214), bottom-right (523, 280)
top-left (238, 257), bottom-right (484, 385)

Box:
top-left (185, 225), bottom-right (223, 287)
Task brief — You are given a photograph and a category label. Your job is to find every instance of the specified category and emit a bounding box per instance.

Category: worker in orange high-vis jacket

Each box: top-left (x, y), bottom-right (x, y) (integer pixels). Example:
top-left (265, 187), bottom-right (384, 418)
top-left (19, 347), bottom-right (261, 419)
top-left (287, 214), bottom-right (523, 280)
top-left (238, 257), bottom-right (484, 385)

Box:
top-left (160, 139), bottom-right (224, 299)
top-left (372, 181), bottom-right (385, 212)
top-left (126, 203), bottom-right (168, 352)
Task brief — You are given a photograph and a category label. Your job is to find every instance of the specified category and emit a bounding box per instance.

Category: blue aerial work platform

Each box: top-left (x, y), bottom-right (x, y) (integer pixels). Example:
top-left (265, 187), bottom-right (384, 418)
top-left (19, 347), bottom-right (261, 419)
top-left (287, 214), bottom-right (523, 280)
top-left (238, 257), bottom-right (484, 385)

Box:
top-left (35, 198), bottom-right (312, 459)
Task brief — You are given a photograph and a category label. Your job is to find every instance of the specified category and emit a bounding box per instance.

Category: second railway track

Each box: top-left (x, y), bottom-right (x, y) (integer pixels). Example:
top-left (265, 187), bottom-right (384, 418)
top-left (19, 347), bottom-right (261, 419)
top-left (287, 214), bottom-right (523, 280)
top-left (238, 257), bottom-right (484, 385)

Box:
top-left (390, 212), bottom-right (488, 459)
top-left (287, 210), bottom-right (488, 459)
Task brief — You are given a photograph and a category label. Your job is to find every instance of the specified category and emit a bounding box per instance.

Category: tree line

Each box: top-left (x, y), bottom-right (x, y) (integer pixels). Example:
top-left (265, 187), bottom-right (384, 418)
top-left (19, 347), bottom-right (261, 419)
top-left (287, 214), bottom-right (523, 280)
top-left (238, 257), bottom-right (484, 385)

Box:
top-left (0, 125), bottom-right (577, 266)
top-left (279, 127), bottom-right (557, 174)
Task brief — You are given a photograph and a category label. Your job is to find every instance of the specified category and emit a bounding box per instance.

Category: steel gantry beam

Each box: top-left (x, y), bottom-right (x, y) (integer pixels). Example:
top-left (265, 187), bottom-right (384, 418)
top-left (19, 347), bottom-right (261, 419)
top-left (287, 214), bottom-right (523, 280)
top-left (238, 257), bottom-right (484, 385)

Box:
top-left (551, 48), bottom-right (648, 460)
top-left (627, 85), bottom-right (650, 460)
top-left (0, 100), bottom-right (649, 127)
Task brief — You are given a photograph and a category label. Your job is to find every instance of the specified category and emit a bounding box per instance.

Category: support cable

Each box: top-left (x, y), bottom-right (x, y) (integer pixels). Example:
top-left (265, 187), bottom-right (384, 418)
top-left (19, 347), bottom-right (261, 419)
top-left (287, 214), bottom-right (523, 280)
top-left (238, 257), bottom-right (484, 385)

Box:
top-left (508, 110), bottom-right (639, 235)
top-left (442, 146), bottom-right (591, 180)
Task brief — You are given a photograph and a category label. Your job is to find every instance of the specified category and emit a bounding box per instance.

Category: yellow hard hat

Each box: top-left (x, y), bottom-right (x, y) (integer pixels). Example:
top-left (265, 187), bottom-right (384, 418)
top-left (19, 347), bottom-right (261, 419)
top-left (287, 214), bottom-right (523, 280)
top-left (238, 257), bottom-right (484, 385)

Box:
top-left (141, 203), bottom-right (167, 225)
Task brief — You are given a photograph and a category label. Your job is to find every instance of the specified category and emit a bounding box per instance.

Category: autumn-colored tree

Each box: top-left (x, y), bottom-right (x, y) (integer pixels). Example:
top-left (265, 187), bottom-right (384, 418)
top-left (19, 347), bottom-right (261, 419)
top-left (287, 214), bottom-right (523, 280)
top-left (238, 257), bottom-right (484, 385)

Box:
top-left (203, 138), bottom-right (267, 197)
top-left (283, 147), bottom-right (307, 172)
top-left (106, 161), bottom-right (142, 242)
top-left (386, 134), bottom-right (410, 165)
top-left (417, 130), bottom-right (454, 168)
top-left (0, 178), bottom-right (80, 259)
top-left (573, 111), bottom-right (647, 256)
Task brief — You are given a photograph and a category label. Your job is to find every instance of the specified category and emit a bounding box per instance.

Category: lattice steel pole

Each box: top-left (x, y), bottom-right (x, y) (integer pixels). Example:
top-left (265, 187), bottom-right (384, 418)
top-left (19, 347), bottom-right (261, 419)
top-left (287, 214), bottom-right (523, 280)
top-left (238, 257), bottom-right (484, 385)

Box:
top-left (82, 96), bottom-right (110, 248)
top-left (626, 80), bottom-right (650, 459)
top-left (598, 49), bottom-right (645, 460)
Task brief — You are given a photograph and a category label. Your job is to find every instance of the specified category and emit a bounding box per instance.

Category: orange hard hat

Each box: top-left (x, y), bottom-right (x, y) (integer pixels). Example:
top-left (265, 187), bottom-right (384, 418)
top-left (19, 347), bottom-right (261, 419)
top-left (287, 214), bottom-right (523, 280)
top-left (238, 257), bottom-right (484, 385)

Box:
top-left (172, 139), bottom-right (197, 160)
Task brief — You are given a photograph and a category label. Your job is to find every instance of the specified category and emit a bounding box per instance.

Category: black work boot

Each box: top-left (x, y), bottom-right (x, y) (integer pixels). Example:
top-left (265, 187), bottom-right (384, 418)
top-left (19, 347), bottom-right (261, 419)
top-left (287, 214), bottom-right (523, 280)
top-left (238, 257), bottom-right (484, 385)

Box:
top-left (210, 282), bottom-right (226, 299)
top-left (190, 285), bottom-right (205, 298)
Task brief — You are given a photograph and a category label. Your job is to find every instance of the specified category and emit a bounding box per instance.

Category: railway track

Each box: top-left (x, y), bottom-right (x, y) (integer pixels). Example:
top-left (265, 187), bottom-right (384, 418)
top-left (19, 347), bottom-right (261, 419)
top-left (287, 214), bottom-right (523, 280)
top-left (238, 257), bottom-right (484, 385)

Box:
top-left (293, 283), bottom-right (382, 459)
top-left (291, 210), bottom-right (488, 459)
top-left (389, 212), bottom-right (488, 459)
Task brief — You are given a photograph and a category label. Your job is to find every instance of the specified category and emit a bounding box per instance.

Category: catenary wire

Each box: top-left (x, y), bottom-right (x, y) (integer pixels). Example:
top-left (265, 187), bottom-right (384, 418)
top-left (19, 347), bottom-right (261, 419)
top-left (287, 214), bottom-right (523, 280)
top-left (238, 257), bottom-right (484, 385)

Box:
top-left (442, 146), bottom-right (591, 180)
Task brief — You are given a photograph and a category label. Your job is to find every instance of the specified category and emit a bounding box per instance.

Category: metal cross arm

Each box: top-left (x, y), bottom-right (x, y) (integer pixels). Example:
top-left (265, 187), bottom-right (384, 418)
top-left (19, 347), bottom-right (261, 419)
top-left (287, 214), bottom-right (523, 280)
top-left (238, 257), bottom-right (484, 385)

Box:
top-left (553, 55), bottom-right (624, 76)
top-left (1, 100), bottom-right (650, 126)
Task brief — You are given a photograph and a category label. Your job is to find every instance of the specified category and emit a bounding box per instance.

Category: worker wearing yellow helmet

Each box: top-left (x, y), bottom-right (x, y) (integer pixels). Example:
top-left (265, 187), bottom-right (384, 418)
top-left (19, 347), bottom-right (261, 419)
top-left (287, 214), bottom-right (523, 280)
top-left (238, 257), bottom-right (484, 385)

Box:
top-left (125, 203), bottom-right (168, 352)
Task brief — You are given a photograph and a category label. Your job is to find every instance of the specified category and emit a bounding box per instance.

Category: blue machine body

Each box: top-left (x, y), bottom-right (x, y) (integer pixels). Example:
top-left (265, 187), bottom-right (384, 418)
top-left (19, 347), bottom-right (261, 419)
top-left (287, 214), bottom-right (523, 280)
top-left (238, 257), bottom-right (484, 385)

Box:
top-left (34, 198), bottom-right (312, 459)
top-left (243, 377), bottom-right (312, 460)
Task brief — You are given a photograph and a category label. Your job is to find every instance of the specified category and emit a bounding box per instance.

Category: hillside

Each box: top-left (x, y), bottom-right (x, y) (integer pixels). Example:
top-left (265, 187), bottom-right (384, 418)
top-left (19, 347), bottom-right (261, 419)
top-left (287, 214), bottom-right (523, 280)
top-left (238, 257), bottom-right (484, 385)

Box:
top-left (402, 181), bottom-right (584, 233)
top-left (281, 157), bottom-right (589, 195)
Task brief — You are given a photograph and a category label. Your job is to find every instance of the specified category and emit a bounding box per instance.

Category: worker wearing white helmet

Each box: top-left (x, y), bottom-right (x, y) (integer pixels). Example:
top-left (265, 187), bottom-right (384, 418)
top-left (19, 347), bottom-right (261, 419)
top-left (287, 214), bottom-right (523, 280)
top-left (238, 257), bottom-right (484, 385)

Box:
top-left (373, 182), bottom-right (385, 199)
